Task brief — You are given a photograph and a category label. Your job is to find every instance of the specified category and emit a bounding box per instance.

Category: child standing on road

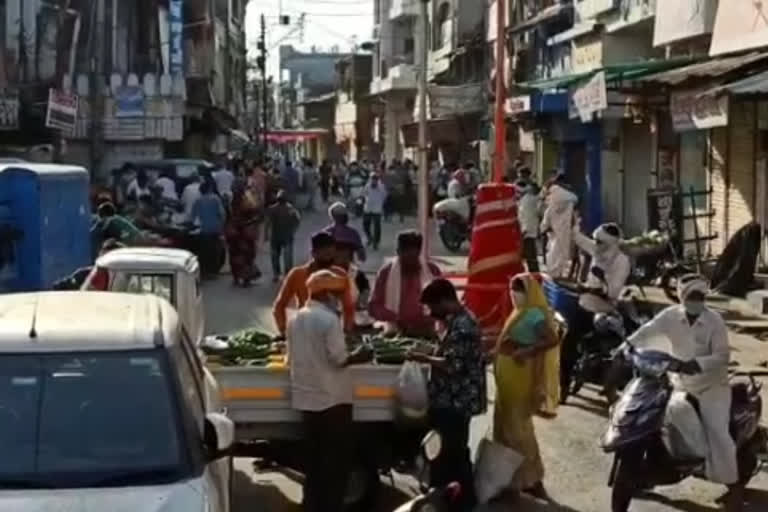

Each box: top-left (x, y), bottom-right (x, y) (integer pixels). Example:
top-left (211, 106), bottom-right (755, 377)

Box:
top-left (265, 191), bottom-right (301, 282)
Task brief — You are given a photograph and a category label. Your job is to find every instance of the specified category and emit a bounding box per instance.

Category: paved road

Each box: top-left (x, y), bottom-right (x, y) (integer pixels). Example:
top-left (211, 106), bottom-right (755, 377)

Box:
top-left (203, 207), bottom-right (768, 512)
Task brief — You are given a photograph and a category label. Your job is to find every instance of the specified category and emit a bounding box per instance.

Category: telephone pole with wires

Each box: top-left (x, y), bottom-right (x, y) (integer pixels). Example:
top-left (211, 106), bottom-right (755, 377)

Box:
top-left (417, 0), bottom-right (430, 256)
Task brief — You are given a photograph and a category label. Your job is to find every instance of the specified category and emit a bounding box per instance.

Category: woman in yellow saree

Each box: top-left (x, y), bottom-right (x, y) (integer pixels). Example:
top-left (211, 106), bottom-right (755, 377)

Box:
top-left (493, 273), bottom-right (561, 499)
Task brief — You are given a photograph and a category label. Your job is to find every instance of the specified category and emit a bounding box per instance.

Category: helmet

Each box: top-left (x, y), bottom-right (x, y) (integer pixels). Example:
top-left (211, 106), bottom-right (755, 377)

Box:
top-left (593, 312), bottom-right (625, 337)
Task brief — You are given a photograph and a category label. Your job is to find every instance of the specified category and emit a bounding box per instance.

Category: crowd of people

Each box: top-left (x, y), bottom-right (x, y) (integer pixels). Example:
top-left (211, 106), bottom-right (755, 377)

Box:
top-left (269, 158), bottom-right (743, 512)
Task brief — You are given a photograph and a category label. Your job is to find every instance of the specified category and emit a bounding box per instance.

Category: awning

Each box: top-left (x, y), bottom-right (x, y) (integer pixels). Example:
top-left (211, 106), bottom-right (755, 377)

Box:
top-left (547, 21), bottom-right (598, 46)
top-left (298, 92), bottom-right (336, 106)
top-left (519, 58), bottom-right (693, 91)
top-left (400, 115), bottom-right (482, 148)
top-left (639, 52), bottom-right (768, 85)
top-left (507, 3), bottom-right (571, 35)
top-left (705, 69), bottom-right (768, 96)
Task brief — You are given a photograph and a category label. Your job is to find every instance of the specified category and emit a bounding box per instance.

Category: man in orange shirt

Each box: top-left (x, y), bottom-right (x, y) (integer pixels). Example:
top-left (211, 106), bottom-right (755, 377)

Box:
top-left (273, 231), bottom-right (355, 337)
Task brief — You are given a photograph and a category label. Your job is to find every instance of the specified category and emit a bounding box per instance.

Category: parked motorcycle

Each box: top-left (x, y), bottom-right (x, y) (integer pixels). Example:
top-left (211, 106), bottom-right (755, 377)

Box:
top-left (602, 345), bottom-right (768, 512)
top-left (393, 430), bottom-right (462, 512)
top-left (433, 196), bottom-right (473, 253)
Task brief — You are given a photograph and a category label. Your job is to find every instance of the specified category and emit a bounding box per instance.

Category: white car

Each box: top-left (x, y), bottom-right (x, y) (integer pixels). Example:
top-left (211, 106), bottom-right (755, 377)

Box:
top-left (0, 291), bottom-right (233, 512)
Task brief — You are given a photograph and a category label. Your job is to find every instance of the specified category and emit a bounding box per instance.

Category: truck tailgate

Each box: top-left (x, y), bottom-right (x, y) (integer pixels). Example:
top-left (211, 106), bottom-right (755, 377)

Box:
top-left (210, 364), bottom-right (402, 426)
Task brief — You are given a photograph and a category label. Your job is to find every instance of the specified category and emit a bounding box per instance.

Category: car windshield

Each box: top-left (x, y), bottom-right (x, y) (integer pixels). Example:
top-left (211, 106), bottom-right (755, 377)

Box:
top-left (114, 273), bottom-right (175, 305)
top-left (0, 350), bottom-right (187, 488)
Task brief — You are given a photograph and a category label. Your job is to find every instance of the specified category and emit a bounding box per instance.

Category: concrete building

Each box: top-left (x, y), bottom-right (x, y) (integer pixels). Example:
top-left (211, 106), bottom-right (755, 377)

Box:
top-left (334, 54), bottom-right (377, 162)
top-left (0, 0), bottom-right (248, 179)
top-left (370, 0), bottom-right (418, 163)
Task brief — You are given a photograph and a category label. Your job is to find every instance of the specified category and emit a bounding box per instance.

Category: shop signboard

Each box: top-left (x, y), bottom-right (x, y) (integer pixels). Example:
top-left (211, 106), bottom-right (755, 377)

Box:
top-left (0, 90), bottom-right (19, 130)
top-left (45, 89), bottom-right (78, 132)
top-left (169, 0), bottom-right (184, 75)
top-left (576, 0), bottom-right (618, 19)
top-left (569, 71), bottom-right (607, 122)
top-left (670, 89), bottom-right (728, 132)
top-left (115, 86), bottom-right (145, 118)
top-left (710, 0), bottom-right (768, 56)
top-left (505, 95), bottom-right (531, 115)
top-left (654, 0), bottom-right (717, 47)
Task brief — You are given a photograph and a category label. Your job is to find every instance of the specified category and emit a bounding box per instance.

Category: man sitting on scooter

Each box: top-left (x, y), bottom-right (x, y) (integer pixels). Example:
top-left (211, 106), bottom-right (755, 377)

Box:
top-left (625, 275), bottom-right (741, 511)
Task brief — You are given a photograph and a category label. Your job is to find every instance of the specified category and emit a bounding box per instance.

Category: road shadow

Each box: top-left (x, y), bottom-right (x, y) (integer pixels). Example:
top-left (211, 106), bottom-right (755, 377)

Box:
top-left (233, 466), bottom-right (415, 512)
top-left (638, 486), bottom-right (768, 511)
top-left (481, 494), bottom-right (581, 511)
top-left (563, 393), bottom-right (609, 419)
top-left (232, 468), bottom-right (301, 512)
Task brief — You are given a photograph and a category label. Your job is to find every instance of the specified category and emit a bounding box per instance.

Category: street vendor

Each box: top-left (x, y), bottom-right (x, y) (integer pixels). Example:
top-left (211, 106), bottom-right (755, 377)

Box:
top-left (273, 231), bottom-right (355, 337)
top-left (368, 230), bottom-right (441, 336)
top-left (287, 269), bottom-right (373, 512)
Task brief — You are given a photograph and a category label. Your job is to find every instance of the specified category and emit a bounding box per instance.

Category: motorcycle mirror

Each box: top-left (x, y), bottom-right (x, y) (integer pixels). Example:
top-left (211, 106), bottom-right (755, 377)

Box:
top-left (421, 430), bottom-right (442, 462)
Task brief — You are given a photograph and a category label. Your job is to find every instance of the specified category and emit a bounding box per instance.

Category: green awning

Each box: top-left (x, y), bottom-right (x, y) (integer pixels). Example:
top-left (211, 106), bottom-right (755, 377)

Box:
top-left (518, 57), bottom-right (695, 91)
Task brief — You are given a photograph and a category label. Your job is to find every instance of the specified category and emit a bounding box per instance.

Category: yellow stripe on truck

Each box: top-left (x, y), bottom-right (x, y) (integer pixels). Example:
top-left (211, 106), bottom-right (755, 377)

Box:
top-left (355, 386), bottom-right (395, 399)
top-left (221, 388), bottom-right (285, 400)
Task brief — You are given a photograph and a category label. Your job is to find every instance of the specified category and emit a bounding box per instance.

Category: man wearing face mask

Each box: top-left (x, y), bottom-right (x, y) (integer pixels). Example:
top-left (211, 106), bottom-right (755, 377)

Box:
top-left (573, 222), bottom-right (631, 314)
top-left (625, 275), bottom-right (741, 510)
top-left (369, 230), bottom-right (441, 336)
top-left (273, 231), bottom-right (355, 338)
top-left (288, 270), bottom-right (374, 512)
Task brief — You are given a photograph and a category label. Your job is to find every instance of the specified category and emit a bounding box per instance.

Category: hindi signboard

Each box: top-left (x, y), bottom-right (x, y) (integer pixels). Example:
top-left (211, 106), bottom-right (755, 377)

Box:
top-left (670, 89), bottom-right (729, 132)
top-left (570, 71), bottom-right (607, 122)
top-left (647, 188), bottom-right (684, 257)
top-left (115, 86), bottom-right (145, 118)
top-left (169, 0), bottom-right (184, 75)
top-left (45, 89), bottom-right (78, 132)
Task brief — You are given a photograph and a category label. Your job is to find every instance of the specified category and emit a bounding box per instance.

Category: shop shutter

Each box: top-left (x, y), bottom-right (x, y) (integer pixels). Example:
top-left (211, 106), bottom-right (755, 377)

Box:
top-left (726, 100), bottom-right (756, 246)
top-left (710, 127), bottom-right (728, 255)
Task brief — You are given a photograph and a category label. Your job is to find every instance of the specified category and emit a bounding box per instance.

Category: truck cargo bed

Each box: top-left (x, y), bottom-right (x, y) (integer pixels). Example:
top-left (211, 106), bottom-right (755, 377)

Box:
top-left (209, 363), bottom-right (402, 439)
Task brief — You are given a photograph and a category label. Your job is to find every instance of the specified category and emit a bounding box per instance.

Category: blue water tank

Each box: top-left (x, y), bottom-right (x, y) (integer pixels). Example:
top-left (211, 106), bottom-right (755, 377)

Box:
top-left (0, 164), bottom-right (91, 292)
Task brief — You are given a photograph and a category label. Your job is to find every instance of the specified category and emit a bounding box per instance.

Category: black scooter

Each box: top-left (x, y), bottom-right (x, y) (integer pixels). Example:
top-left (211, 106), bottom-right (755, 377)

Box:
top-left (393, 431), bottom-right (462, 512)
top-left (603, 346), bottom-right (768, 512)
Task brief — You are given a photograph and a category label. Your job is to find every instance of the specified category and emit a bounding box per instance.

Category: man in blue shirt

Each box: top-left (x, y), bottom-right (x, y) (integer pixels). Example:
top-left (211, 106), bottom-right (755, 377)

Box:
top-left (192, 181), bottom-right (226, 277)
top-left (280, 159), bottom-right (300, 204)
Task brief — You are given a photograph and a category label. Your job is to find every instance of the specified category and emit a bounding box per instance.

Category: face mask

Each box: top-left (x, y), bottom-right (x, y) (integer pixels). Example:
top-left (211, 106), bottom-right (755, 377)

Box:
top-left (512, 291), bottom-right (527, 307)
top-left (683, 300), bottom-right (705, 316)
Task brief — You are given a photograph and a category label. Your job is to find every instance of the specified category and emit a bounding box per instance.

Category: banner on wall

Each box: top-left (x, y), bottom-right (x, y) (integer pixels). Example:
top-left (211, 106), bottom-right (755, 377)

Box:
top-left (169, 0), bottom-right (184, 75)
top-left (45, 89), bottom-right (78, 132)
top-left (115, 86), bottom-right (145, 118)
top-left (670, 89), bottom-right (729, 132)
top-left (569, 71), bottom-right (607, 122)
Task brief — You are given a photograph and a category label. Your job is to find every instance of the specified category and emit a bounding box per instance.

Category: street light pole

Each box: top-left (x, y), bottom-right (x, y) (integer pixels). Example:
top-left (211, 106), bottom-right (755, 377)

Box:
top-left (492, 0), bottom-right (507, 182)
top-left (418, 0), bottom-right (430, 256)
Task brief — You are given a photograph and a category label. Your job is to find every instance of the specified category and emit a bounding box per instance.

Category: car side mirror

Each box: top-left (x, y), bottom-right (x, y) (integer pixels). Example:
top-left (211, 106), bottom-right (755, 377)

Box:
top-left (204, 412), bottom-right (235, 460)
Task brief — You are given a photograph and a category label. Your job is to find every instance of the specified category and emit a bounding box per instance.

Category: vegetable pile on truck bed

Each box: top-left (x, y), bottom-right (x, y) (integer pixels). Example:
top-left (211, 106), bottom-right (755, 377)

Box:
top-left (203, 329), bottom-right (286, 368)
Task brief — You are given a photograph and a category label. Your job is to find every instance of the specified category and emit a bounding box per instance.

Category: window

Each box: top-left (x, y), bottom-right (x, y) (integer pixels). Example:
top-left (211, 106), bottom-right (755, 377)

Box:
top-left (118, 273), bottom-right (175, 305)
top-left (0, 350), bottom-right (186, 488)
top-left (435, 2), bottom-right (452, 50)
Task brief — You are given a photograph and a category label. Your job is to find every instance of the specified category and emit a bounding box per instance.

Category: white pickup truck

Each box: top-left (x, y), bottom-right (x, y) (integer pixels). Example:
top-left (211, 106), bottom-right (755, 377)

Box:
top-left (91, 247), bottom-right (425, 510)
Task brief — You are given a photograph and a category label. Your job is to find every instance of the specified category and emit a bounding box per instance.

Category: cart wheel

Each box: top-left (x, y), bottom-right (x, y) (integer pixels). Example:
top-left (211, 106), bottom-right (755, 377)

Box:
top-left (344, 462), bottom-right (380, 511)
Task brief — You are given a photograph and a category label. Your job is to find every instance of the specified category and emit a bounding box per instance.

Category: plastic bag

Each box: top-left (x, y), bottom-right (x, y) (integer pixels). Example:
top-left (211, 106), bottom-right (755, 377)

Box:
top-left (662, 391), bottom-right (708, 460)
top-left (474, 438), bottom-right (524, 504)
top-left (396, 361), bottom-right (429, 419)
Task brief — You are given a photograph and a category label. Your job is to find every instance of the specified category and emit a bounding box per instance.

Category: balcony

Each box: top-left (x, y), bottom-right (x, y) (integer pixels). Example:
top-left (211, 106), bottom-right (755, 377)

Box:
top-left (370, 63), bottom-right (417, 95)
top-left (389, 0), bottom-right (419, 21)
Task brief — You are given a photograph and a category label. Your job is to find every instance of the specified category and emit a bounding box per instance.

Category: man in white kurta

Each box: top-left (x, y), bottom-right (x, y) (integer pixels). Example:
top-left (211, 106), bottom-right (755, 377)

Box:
top-left (626, 275), bottom-right (738, 495)
top-left (541, 179), bottom-right (577, 277)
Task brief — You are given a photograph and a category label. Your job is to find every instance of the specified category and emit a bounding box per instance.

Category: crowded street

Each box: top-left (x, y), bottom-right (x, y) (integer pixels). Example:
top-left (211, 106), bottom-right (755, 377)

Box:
top-left (204, 208), bottom-right (768, 512)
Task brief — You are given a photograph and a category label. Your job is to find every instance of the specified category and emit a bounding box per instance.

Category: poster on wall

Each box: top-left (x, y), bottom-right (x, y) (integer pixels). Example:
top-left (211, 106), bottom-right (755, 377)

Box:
top-left (168, 0), bottom-right (184, 75)
top-left (647, 188), bottom-right (684, 257)
top-left (115, 86), bottom-right (145, 118)
top-left (45, 89), bottom-right (78, 132)
top-left (570, 71), bottom-right (607, 122)
top-left (710, 0), bottom-right (768, 56)
top-left (0, 90), bottom-right (19, 130)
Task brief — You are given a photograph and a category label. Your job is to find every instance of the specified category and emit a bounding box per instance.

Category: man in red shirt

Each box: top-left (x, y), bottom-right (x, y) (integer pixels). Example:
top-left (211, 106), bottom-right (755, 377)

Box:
top-left (368, 230), bottom-right (441, 336)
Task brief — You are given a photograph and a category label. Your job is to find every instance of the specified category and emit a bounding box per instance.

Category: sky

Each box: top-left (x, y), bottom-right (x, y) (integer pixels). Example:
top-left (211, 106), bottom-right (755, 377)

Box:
top-left (245, 0), bottom-right (375, 77)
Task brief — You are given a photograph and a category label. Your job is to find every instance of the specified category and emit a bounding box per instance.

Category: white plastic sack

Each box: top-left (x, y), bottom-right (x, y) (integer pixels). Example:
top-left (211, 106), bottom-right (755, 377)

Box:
top-left (474, 438), bottom-right (524, 504)
top-left (396, 362), bottom-right (429, 419)
top-left (662, 391), bottom-right (708, 460)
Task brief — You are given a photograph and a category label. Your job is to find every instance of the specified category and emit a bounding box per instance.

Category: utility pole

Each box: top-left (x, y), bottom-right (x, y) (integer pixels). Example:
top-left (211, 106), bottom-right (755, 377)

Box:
top-left (492, 0), bottom-right (507, 182)
top-left (417, 0), bottom-right (430, 256)
top-left (258, 14), bottom-right (269, 153)
top-left (88, 0), bottom-right (105, 175)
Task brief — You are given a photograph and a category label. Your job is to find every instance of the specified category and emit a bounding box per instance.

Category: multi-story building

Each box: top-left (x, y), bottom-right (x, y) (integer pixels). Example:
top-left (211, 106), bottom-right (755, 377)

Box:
top-left (0, 0), bottom-right (248, 179)
top-left (370, 0), bottom-right (419, 163)
top-left (335, 54), bottom-right (377, 162)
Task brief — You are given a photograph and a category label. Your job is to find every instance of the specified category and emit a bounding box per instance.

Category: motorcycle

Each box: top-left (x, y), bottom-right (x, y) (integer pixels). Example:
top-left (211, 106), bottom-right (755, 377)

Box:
top-left (560, 287), bottom-right (648, 404)
top-left (393, 430), bottom-right (462, 512)
top-left (603, 345), bottom-right (768, 512)
top-left (433, 196), bottom-right (473, 253)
